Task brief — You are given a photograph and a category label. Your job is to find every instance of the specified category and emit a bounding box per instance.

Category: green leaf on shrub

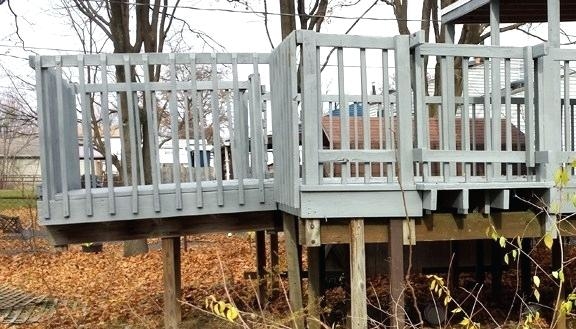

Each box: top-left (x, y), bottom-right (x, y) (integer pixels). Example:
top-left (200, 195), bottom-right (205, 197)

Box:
top-left (533, 275), bottom-right (540, 287)
top-left (554, 167), bottom-right (570, 188)
top-left (499, 236), bottom-right (506, 248)
top-left (543, 232), bottom-right (553, 250)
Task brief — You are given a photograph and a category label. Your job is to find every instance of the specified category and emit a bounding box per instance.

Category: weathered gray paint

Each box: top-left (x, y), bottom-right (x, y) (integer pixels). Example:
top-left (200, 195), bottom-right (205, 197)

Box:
top-left (31, 26), bottom-right (576, 239)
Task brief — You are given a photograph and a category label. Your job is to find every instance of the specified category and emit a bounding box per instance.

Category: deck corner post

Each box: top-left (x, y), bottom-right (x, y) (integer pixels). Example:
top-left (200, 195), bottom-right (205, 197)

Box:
top-left (162, 237), bottom-right (182, 329)
top-left (349, 218), bottom-right (368, 329)
top-left (283, 212), bottom-right (305, 328)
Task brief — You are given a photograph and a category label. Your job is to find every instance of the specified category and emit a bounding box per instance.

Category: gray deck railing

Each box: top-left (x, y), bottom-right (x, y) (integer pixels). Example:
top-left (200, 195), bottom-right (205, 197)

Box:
top-left (412, 40), bottom-right (539, 186)
top-left (270, 31), bottom-right (422, 217)
top-left (32, 53), bottom-right (272, 222)
top-left (34, 31), bottom-right (576, 223)
top-left (271, 31), bottom-right (414, 212)
top-left (540, 47), bottom-right (576, 172)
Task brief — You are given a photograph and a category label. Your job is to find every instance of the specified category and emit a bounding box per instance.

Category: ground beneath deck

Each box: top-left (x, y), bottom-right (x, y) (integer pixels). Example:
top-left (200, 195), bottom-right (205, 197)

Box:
top-left (1, 208), bottom-right (576, 328)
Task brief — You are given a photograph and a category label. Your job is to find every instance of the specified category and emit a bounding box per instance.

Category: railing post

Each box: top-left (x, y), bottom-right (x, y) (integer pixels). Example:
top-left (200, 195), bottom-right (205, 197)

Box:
top-left (394, 35), bottom-right (414, 187)
top-left (298, 30), bottom-right (320, 186)
top-left (536, 53), bottom-right (561, 202)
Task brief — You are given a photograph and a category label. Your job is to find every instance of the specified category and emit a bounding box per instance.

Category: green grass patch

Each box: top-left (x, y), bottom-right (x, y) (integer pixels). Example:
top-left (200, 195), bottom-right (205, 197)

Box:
top-left (0, 189), bottom-right (36, 210)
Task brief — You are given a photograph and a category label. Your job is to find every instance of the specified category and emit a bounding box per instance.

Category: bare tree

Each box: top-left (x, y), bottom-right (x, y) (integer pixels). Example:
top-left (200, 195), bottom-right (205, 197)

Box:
top-left (63, 0), bottom-right (182, 256)
top-left (0, 92), bottom-right (38, 189)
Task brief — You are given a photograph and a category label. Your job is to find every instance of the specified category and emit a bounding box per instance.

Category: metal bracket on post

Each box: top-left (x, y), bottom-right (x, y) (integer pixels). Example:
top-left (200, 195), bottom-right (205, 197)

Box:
top-left (304, 219), bottom-right (321, 247)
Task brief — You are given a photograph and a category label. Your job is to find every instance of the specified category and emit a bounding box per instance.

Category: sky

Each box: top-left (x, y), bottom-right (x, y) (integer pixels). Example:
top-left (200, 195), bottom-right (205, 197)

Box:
top-left (0, 0), bottom-right (559, 95)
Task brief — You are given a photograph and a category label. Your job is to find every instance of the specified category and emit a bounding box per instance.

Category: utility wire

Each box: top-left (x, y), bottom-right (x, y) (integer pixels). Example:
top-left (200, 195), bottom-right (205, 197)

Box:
top-left (78, 0), bottom-right (440, 23)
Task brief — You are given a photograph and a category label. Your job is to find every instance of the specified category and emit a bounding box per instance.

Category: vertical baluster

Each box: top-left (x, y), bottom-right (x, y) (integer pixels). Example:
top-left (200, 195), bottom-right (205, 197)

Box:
top-left (440, 55), bottom-right (449, 181)
top-left (199, 91), bottom-right (210, 182)
top-left (231, 54), bottom-right (245, 204)
top-left (328, 101), bottom-right (334, 178)
top-left (337, 47), bottom-right (349, 183)
top-left (189, 56), bottom-right (204, 208)
top-left (523, 47), bottom-right (535, 171)
top-left (353, 102), bottom-right (359, 178)
top-left (77, 56), bottom-right (93, 216)
top-left (184, 91), bottom-right (194, 182)
top-left (360, 49), bottom-right (370, 183)
top-left (462, 56), bottom-right (471, 182)
top-left (116, 84), bottom-right (129, 186)
top-left (413, 46), bottom-right (426, 181)
top-left (316, 47), bottom-right (323, 182)
top-left (168, 54), bottom-right (183, 210)
top-left (55, 57), bottom-right (70, 218)
top-left (505, 58), bottom-right (512, 180)
top-left (123, 55), bottom-right (139, 214)
top-left (211, 54), bottom-right (225, 206)
top-left (99, 55), bottom-right (116, 214)
top-left (252, 55), bottom-right (266, 203)
top-left (491, 55), bottom-right (502, 179)
top-left (572, 103), bottom-right (575, 152)
top-left (472, 104), bottom-right (477, 176)
top-left (250, 55), bottom-right (265, 203)
top-left (142, 54), bottom-right (161, 212)
top-left (446, 53), bottom-right (457, 178)
top-left (133, 92), bottom-right (145, 184)
top-left (225, 98), bottom-right (233, 181)
top-left (35, 57), bottom-right (50, 219)
top-left (516, 104), bottom-right (522, 176)
top-left (564, 61), bottom-right (571, 152)
top-left (483, 58), bottom-right (492, 181)
top-left (382, 50), bottom-right (393, 183)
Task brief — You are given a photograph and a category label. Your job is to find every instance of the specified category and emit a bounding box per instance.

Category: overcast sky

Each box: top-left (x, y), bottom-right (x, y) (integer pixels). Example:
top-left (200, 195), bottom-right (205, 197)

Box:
top-left (0, 0), bottom-right (562, 93)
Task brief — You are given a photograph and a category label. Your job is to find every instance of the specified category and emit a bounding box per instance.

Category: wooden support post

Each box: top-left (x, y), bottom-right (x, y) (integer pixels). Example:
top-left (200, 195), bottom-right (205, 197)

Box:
top-left (388, 219), bottom-right (405, 329)
top-left (162, 237), bottom-right (181, 329)
top-left (475, 240), bottom-right (486, 284)
top-left (307, 246), bottom-right (322, 329)
top-left (491, 241), bottom-right (503, 299)
top-left (350, 219), bottom-right (367, 329)
top-left (256, 230), bottom-right (267, 302)
top-left (552, 238), bottom-right (566, 329)
top-left (270, 231), bottom-right (280, 298)
top-left (283, 213), bottom-right (304, 328)
top-left (520, 238), bottom-right (532, 296)
top-left (450, 241), bottom-right (460, 290)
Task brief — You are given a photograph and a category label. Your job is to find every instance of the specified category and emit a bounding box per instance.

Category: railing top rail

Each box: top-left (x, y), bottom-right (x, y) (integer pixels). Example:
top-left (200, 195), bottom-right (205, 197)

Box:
top-left (548, 48), bottom-right (576, 61)
top-left (414, 43), bottom-right (527, 59)
top-left (295, 30), bottom-right (401, 50)
top-left (30, 52), bottom-right (271, 69)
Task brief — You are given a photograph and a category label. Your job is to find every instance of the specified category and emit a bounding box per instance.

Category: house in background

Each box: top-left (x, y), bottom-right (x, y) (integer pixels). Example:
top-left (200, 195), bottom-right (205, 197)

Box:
top-left (0, 136), bottom-right (41, 188)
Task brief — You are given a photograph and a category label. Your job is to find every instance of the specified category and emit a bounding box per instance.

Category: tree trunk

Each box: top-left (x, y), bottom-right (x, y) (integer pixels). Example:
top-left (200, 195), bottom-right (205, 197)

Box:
top-left (279, 0), bottom-right (296, 39)
top-left (124, 239), bottom-right (150, 257)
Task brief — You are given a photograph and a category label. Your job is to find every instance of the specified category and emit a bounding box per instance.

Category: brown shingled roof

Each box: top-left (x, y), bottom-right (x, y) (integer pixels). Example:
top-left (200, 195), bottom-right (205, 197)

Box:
top-left (321, 117), bottom-right (525, 150)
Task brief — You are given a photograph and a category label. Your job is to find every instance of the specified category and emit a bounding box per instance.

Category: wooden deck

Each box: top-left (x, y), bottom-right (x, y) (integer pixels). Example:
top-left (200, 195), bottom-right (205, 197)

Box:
top-left (32, 30), bottom-right (576, 243)
top-left (30, 2), bottom-right (576, 327)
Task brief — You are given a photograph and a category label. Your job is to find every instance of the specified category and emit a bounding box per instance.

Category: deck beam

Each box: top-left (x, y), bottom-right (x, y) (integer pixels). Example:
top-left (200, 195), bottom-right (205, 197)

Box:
top-left (43, 211), bottom-right (277, 245)
top-left (315, 211), bottom-right (576, 245)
